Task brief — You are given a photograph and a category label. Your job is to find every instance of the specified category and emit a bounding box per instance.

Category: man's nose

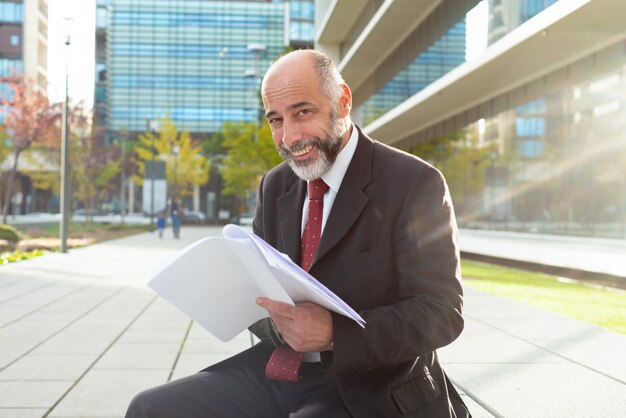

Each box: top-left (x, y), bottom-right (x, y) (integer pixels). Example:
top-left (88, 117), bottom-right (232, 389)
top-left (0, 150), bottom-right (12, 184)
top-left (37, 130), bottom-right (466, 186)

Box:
top-left (281, 121), bottom-right (303, 148)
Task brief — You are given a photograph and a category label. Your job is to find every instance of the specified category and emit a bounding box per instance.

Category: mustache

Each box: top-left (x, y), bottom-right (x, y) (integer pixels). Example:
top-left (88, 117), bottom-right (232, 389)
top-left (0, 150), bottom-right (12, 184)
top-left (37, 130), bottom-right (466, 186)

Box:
top-left (278, 137), bottom-right (321, 158)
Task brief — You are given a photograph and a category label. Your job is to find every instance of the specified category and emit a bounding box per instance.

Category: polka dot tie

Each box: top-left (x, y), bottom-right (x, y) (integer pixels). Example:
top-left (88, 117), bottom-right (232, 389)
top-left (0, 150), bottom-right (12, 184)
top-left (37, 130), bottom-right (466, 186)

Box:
top-left (265, 179), bottom-right (329, 382)
top-left (300, 179), bottom-right (329, 272)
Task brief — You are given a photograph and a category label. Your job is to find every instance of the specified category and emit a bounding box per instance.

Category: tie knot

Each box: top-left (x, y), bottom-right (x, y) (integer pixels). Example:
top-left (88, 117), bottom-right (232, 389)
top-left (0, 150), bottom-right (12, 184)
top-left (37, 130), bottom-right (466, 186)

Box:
top-left (308, 179), bottom-right (329, 201)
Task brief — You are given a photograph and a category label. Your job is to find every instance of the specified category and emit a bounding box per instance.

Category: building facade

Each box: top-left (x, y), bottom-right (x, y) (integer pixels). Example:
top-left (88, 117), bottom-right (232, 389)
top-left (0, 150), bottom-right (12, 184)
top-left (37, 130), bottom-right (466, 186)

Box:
top-left (316, 0), bottom-right (626, 240)
top-left (104, 0), bottom-right (287, 135)
top-left (0, 0), bottom-right (48, 215)
top-left (93, 0), bottom-right (314, 218)
top-left (0, 0), bottom-right (48, 99)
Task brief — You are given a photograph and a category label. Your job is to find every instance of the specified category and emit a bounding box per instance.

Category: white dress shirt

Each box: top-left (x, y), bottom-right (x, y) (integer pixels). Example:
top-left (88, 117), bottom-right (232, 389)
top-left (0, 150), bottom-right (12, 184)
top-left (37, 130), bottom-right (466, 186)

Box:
top-left (300, 123), bottom-right (359, 233)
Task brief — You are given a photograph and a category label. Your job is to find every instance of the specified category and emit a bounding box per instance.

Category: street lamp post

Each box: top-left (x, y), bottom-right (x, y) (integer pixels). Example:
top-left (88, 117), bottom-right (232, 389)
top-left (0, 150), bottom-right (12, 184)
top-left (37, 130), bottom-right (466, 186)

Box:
top-left (119, 131), bottom-right (126, 224)
top-left (59, 35), bottom-right (71, 253)
top-left (147, 119), bottom-right (158, 232)
top-left (172, 143), bottom-right (180, 197)
top-left (246, 43), bottom-right (266, 132)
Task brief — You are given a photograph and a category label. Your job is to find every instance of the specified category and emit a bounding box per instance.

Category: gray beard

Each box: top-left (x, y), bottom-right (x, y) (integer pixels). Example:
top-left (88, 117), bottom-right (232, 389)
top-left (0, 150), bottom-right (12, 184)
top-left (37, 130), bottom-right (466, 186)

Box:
top-left (280, 116), bottom-right (347, 181)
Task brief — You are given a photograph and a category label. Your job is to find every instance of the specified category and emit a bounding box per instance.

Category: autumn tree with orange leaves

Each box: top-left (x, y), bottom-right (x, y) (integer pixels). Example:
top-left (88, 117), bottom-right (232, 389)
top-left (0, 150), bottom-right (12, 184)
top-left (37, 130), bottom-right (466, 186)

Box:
top-left (0, 77), bottom-right (60, 223)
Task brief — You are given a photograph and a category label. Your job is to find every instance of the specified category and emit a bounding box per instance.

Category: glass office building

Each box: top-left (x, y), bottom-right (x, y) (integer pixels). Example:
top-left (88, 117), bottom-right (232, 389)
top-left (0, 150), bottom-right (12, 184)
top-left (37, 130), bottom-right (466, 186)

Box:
top-left (106, 0), bottom-right (287, 134)
top-left (317, 0), bottom-right (626, 240)
top-left (362, 20), bottom-right (466, 126)
top-left (287, 0), bottom-right (314, 48)
top-left (460, 0), bottom-right (626, 238)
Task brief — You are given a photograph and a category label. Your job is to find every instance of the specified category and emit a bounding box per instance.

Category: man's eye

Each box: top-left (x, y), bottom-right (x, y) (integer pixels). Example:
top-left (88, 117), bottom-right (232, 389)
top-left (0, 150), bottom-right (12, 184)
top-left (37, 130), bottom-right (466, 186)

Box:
top-left (268, 118), bottom-right (282, 125)
top-left (298, 109), bottom-right (311, 116)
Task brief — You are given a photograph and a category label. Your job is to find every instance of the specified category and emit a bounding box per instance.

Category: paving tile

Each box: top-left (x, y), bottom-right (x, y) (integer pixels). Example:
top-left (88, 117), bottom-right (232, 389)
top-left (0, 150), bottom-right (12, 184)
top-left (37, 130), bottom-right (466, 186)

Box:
top-left (453, 317), bottom-right (502, 337)
top-left (185, 323), bottom-right (255, 343)
top-left (186, 322), bottom-right (214, 339)
top-left (182, 335), bottom-right (252, 355)
top-left (459, 395), bottom-right (495, 418)
top-left (130, 310), bottom-right (191, 330)
top-left (14, 311), bottom-right (79, 325)
top-left (439, 334), bottom-right (567, 365)
top-left (117, 327), bottom-right (189, 343)
top-left (2, 284), bottom-right (87, 307)
top-left (68, 314), bottom-right (135, 331)
top-left (149, 298), bottom-right (182, 312)
top-left (0, 408), bottom-right (49, 418)
top-left (529, 338), bottom-right (626, 382)
top-left (0, 306), bottom-right (35, 327)
top-left (46, 369), bottom-right (168, 417)
top-left (481, 317), bottom-right (625, 340)
top-left (0, 321), bottom-right (66, 344)
top-left (38, 288), bottom-right (118, 313)
top-left (94, 342), bottom-right (181, 369)
top-left (0, 278), bottom-right (55, 304)
top-left (444, 363), bottom-right (626, 418)
top-left (0, 354), bottom-right (96, 381)
top-left (30, 329), bottom-right (118, 356)
top-left (463, 297), bottom-right (559, 320)
top-left (0, 381), bottom-right (72, 408)
top-left (0, 342), bottom-right (34, 369)
top-left (170, 353), bottom-right (234, 380)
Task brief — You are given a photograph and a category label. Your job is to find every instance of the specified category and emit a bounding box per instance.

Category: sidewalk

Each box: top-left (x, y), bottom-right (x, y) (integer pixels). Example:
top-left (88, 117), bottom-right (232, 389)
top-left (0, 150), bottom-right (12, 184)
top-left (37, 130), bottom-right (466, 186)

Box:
top-left (1, 227), bottom-right (624, 417)
top-left (459, 228), bottom-right (626, 279)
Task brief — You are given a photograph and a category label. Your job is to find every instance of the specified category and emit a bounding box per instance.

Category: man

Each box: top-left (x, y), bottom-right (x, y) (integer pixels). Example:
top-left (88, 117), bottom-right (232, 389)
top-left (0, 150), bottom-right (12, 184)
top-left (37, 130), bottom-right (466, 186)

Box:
top-left (126, 50), bottom-right (468, 417)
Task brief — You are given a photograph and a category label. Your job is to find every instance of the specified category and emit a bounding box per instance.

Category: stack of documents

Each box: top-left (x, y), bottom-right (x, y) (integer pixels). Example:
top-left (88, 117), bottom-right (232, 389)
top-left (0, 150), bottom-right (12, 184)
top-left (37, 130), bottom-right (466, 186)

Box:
top-left (148, 224), bottom-right (366, 341)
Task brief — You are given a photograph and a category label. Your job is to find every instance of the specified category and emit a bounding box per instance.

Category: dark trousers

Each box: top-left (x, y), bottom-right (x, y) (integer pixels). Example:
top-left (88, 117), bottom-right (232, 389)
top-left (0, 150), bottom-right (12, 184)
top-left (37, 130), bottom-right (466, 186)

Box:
top-left (125, 344), bottom-right (352, 418)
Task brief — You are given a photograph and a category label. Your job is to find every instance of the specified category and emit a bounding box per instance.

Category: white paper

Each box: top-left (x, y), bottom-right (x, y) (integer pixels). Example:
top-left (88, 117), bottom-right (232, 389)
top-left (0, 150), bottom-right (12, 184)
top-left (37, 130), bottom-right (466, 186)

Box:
top-left (148, 224), bottom-right (365, 342)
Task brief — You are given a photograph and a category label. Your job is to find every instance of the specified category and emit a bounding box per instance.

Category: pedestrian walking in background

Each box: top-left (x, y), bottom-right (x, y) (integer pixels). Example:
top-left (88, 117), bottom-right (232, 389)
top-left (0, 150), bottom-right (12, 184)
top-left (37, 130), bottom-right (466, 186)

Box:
top-left (156, 212), bottom-right (166, 239)
top-left (170, 197), bottom-right (181, 239)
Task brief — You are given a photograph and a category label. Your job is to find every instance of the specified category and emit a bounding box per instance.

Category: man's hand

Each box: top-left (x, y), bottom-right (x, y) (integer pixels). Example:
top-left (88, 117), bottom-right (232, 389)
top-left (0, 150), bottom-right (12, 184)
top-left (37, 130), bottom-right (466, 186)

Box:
top-left (256, 297), bottom-right (333, 352)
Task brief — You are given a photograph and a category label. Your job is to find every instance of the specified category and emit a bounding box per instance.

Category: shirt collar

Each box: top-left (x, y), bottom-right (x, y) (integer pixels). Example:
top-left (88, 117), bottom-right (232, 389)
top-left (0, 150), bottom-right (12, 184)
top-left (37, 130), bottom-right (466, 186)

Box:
top-left (320, 123), bottom-right (358, 193)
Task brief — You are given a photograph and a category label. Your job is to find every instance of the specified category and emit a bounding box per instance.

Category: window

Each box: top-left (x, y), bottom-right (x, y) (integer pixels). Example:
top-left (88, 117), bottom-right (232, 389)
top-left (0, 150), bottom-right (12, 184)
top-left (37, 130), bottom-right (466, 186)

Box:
top-left (0, 2), bottom-right (23, 23)
top-left (10, 35), bottom-right (19, 47)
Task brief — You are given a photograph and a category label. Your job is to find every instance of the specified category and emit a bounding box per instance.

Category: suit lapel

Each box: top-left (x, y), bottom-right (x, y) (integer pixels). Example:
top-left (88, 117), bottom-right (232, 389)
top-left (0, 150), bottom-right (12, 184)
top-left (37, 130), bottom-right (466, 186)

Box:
top-left (277, 174), bottom-right (306, 263)
top-left (313, 132), bottom-right (374, 267)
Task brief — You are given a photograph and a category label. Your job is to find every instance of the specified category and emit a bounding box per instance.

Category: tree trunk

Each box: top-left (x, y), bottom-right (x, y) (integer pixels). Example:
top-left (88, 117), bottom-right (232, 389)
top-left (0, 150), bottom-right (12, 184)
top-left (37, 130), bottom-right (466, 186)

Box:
top-left (1, 150), bottom-right (21, 224)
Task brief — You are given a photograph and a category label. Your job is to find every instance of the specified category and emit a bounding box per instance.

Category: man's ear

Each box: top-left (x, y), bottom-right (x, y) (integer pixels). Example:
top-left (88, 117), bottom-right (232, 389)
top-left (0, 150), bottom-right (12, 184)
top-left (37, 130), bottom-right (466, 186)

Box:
top-left (338, 83), bottom-right (352, 117)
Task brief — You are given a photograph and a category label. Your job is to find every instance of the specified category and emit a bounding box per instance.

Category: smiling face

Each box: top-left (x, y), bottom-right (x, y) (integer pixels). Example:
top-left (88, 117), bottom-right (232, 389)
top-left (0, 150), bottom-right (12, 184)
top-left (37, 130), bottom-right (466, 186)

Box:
top-left (262, 51), bottom-right (352, 181)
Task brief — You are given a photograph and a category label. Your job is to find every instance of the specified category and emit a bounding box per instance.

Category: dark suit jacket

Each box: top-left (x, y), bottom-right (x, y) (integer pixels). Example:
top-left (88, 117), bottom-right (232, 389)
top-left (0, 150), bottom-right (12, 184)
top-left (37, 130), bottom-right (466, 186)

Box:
top-left (249, 127), bottom-right (468, 417)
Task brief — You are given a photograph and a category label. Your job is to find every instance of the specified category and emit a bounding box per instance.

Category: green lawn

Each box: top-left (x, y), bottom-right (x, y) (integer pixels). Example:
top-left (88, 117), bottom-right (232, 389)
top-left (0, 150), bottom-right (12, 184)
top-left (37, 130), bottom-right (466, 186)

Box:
top-left (461, 259), bottom-right (626, 335)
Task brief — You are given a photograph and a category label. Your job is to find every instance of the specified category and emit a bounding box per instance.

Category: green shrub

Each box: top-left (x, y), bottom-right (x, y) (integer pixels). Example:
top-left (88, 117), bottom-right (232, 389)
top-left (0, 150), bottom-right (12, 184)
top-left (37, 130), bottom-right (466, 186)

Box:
top-left (1, 249), bottom-right (46, 265)
top-left (0, 224), bottom-right (20, 243)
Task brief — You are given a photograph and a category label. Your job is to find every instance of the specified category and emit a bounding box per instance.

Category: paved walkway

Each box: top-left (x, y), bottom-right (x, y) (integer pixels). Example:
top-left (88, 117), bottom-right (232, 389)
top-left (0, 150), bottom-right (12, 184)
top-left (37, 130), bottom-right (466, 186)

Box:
top-left (1, 226), bottom-right (624, 417)
top-left (459, 229), bottom-right (626, 278)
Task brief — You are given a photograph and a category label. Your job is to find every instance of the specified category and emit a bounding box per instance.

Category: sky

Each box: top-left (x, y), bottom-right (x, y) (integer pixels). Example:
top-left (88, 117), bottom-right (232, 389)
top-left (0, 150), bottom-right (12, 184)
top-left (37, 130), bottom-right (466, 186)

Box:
top-left (466, 1), bottom-right (488, 62)
top-left (47, 0), bottom-right (95, 107)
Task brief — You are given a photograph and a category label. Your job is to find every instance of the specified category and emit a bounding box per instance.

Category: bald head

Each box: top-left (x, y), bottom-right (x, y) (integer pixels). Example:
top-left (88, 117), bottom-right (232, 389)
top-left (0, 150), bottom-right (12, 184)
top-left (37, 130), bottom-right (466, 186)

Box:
top-left (262, 50), bottom-right (345, 107)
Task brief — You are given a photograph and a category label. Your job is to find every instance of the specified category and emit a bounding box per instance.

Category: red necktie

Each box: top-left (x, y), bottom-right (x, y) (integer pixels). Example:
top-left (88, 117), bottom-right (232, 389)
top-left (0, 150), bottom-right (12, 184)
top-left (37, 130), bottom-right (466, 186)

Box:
top-left (265, 179), bottom-right (329, 382)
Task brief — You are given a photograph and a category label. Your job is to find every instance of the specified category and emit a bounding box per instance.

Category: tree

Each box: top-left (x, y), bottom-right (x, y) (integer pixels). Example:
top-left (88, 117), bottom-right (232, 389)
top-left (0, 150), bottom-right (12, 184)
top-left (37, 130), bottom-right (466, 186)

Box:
top-left (409, 127), bottom-right (497, 221)
top-left (133, 114), bottom-right (209, 199)
top-left (69, 104), bottom-right (120, 221)
top-left (0, 126), bottom-right (9, 203)
top-left (220, 122), bottom-right (282, 203)
top-left (0, 76), bottom-right (60, 223)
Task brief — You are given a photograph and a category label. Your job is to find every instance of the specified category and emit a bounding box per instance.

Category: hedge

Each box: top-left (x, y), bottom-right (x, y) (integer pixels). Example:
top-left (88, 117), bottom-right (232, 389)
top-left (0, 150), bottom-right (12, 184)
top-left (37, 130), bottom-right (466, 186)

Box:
top-left (0, 224), bottom-right (21, 243)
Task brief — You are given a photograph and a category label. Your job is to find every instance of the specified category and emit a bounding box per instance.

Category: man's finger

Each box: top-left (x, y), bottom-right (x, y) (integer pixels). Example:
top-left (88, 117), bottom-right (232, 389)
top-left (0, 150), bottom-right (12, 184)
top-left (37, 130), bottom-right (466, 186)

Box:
top-left (256, 297), bottom-right (296, 317)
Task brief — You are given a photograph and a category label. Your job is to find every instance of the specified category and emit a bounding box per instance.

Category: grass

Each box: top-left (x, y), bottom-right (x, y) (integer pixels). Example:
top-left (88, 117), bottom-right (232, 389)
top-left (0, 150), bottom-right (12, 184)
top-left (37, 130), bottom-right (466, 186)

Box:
top-left (0, 222), bottom-right (150, 265)
top-left (461, 259), bottom-right (626, 335)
